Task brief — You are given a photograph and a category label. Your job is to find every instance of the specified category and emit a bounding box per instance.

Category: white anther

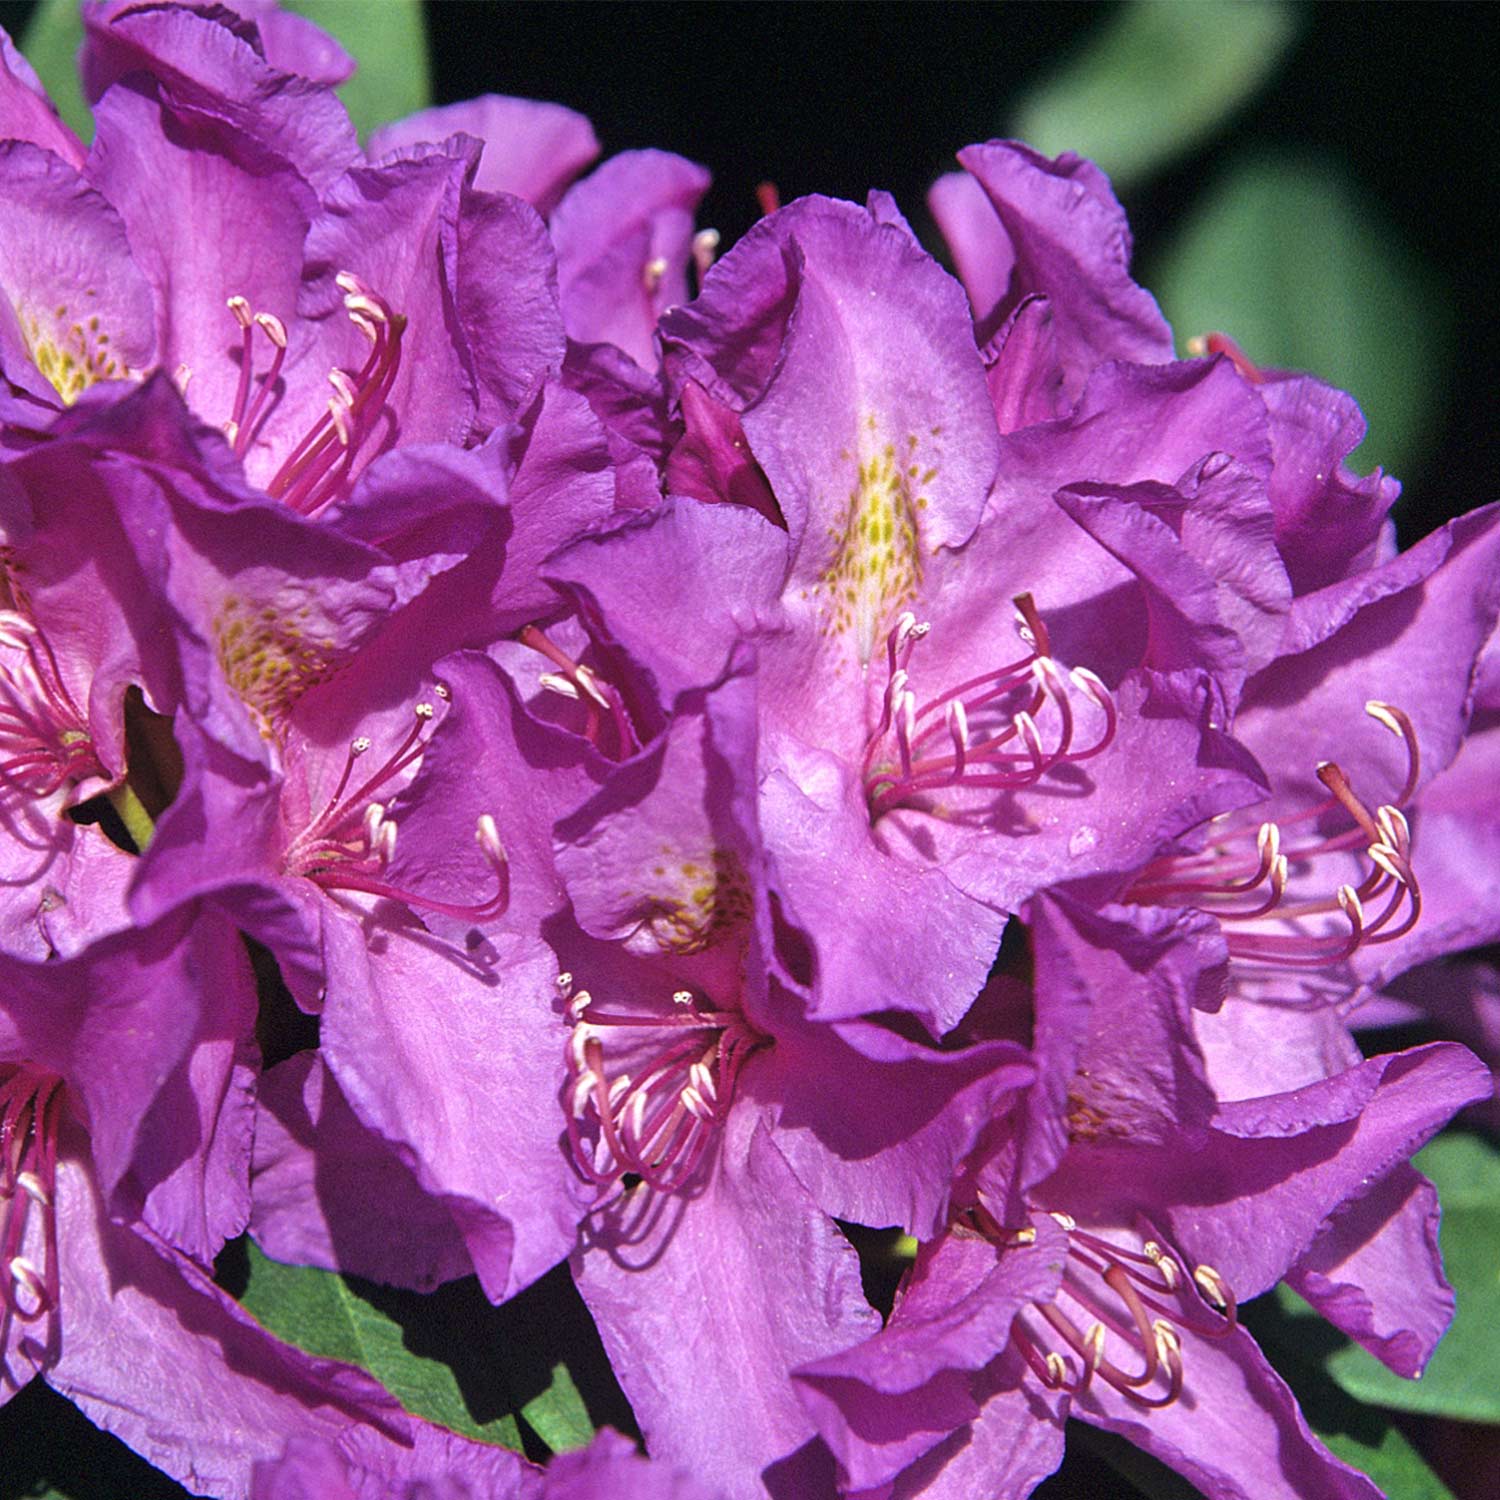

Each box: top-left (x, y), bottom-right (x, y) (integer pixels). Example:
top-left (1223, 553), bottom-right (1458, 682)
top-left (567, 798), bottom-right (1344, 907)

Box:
top-left (643, 256), bottom-right (668, 292)
top-left (351, 736), bottom-right (372, 755)
top-left (624, 1089), bottom-right (649, 1142)
top-left (328, 397), bottom-right (353, 445)
top-left (1032, 654), bottom-right (1068, 698)
top-left (946, 699), bottom-right (969, 747)
top-left (342, 294), bottom-right (388, 326)
top-left (1256, 821), bottom-right (1282, 864)
top-left (1016, 710), bottom-right (1044, 766)
top-left (538, 672), bottom-right (580, 700)
top-left (173, 363), bottom-right (193, 395)
top-left (1337, 884), bottom-right (1365, 922)
top-left (671, 989), bottom-right (695, 1006)
top-left (327, 368), bottom-right (357, 406)
top-left (433, 681), bottom-right (451, 701)
top-left (335, 270), bottom-right (367, 297)
top-left (1043, 1352), bottom-right (1068, 1388)
top-left (16, 1171), bottom-right (49, 1207)
top-left (1365, 701), bottom-right (1403, 736)
top-left (475, 813), bottom-right (506, 866)
top-left (568, 1073), bottom-right (596, 1119)
top-left (362, 803), bottom-right (386, 845)
top-left (573, 665), bottom-right (612, 709)
top-left (226, 294), bottom-right (253, 327)
top-left (607, 1073), bottom-right (634, 1109)
top-left (1378, 805), bottom-right (1411, 849)
top-left (556, 971), bottom-right (573, 993)
top-left (568, 1023), bottom-right (599, 1072)
top-left (567, 990), bottom-right (594, 1022)
top-left (376, 818), bottom-right (398, 864)
top-left (692, 228), bottom-right (720, 274)
top-left (1367, 844), bottom-right (1406, 884)
top-left (414, 702), bottom-right (436, 720)
top-left (347, 310), bottom-right (380, 343)
top-left (898, 690), bottom-right (917, 747)
top-left (1083, 1322), bottom-right (1106, 1368)
top-left (1069, 666), bottom-right (1108, 703)
top-left (1048, 1211), bottom-right (1076, 1232)
top-left (1193, 1265), bottom-right (1229, 1308)
top-left (1009, 1227), bottom-right (1038, 1246)
top-left (1153, 1320), bottom-right (1182, 1357)
top-left (8, 1255), bottom-right (43, 1300)
top-left (222, 419), bottom-right (240, 445)
top-left (689, 1061), bottom-right (717, 1102)
top-left (255, 311), bottom-right (288, 347)
top-left (681, 1086), bottom-right (714, 1122)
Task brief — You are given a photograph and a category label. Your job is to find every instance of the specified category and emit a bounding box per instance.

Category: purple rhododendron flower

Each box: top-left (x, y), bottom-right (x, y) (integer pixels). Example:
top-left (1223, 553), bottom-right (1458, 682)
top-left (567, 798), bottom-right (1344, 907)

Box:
top-left (1, 7), bottom-right (1495, 1496)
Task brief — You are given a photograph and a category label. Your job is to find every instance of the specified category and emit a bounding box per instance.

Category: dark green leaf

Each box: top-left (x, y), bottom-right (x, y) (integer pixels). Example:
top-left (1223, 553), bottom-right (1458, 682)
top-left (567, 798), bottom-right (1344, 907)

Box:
top-left (1145, 149), bottom-right (1451, 482)
top-left (1011, 0), bottom-right (1298, 192)
top-left (282, 0), bottom-right (431, 139)
top-left (18, 0), bottom-right (90, 142)
top-left (238, 1239), bottom-right (525, 1451)
top-left (1270, 1133), bottom-right (1500, 1424)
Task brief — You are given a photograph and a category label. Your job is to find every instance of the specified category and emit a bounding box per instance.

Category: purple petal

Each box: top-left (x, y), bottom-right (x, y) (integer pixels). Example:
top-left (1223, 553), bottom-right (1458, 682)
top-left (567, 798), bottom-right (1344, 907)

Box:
top-left (552, 150), bottom-right (711, 368)
top-left (1071, 1322), bottom-right (1381, 1500)
top-left (1287, 1163), bottom-right (1450, 1376)
top-left (81, 1), bottom-right (359, 191)
top-left (0, 139), bottom-right (155, 411)
top-left (368, 95), bottom-right (600, 214)
top-left (574, 1115), bottom-right (877, 1500)
top-left (953, 141), bottom-right (1174, 391)
top-left (251, 1053), bottom-right (475, 1292)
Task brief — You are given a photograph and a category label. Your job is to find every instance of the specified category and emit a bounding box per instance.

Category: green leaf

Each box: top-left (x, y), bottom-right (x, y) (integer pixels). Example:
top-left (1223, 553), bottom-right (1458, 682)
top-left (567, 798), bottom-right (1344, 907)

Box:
top-left (1269, 1133), bottom-right (1500, 1424)
top-left (1145, 148), bottom-right (1451, 482)
top-left (520, 1362), bottom-right (594, 1455)
top-left (1011, 0), bottom-right (1298, 192)
top-left (238, 1239), bottom-right (526, 1451)
top-left (18, 0), bottom-right (91, 142)
top-left (281, 0), bottom-right (431, 139)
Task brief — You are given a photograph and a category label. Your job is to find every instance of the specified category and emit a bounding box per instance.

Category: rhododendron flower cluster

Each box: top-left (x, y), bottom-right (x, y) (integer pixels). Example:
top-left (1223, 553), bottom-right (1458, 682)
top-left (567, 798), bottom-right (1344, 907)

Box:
top-left (0, 5), bottom-right (1496, 1499)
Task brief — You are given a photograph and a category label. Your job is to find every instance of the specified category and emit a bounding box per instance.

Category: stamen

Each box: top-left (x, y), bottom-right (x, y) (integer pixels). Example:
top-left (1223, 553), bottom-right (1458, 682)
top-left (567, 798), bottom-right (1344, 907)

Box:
top-left (692, 228), bottom-right (720, 287)
top-left (1125, 705), bottom-right (1423, 976)
top-left (0, 604), bottom-right (103, 799)
top-left (1187, 331), bottom-right (1265, 384)
top-left (518, 625), bottom-right (640, 760)
top-left (281, 696), bottom-right (508, 924)
top-left (242, 271), bottom-right (407, 516)
top-left (2, 1066), bottom-right (63, 1375)
top-left (983, 1207), bottom-right (1235, 1411)
top-left (563, 985), bottom-right (766, 1197)
top-left (863, 596), bottom-right (1116, 818)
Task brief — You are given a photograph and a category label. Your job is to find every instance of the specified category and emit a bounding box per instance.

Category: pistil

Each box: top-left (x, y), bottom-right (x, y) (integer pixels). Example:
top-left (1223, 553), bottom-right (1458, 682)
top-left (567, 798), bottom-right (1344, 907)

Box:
top-left (864, 597), bottom-right (1116, 818)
